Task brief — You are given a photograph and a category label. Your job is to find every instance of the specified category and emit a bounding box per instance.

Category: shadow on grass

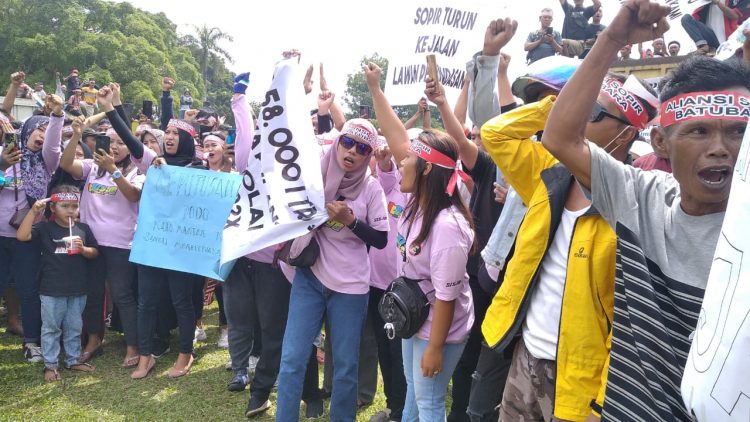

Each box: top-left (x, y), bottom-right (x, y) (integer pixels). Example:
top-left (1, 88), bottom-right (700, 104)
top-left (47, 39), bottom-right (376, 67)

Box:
top-left (0, 304), bottom-right (394, 421)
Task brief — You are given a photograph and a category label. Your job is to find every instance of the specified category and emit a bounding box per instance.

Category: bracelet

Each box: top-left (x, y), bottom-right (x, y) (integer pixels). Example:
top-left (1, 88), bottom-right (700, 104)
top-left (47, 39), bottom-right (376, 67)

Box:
top-left (348, 218), bottom-right (359, 231)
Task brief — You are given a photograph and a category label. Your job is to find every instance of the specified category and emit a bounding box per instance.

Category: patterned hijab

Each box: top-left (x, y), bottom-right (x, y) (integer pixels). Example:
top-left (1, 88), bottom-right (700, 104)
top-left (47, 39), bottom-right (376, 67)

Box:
top-left (18, 115), bottom-right (50, 201)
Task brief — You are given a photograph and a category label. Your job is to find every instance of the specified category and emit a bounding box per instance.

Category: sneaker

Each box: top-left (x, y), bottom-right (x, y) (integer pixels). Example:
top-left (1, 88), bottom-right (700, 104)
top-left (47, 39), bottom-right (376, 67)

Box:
top-left (228, 372), bottom-right (250, 392)
top-left (305, 398), bottom-right (325, 419)
top-left (194, 327), bottom-right (207, 342)
top-left (248, 355), bottom-right (260, 374)
top-left (245, 395), bottom-right (271, 417)
top-left (152, 346), bottom-right (171, 359)
top-left (217, 328), bottom-right (229, 348)
top-left (23, 343), bottom-right (43, 363)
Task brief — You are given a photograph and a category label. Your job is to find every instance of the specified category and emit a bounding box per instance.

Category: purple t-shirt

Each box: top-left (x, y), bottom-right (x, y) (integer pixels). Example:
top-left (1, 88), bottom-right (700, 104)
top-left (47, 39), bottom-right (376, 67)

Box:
top-left (398, 205), bottom-right (475, 344)
top-left (130, 146), bottom-right (158, 175)
top-left (369, 163), bottom-right (407, 290)
top-left (311, 176), bottom-right (389, 295)
top-left (77, 161), bottom-right (144, 249)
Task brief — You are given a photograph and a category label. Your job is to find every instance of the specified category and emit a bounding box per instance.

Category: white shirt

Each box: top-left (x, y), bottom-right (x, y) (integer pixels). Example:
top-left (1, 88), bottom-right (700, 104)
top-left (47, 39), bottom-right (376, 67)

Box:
top-left (522, 205), bottom-right (590, 361)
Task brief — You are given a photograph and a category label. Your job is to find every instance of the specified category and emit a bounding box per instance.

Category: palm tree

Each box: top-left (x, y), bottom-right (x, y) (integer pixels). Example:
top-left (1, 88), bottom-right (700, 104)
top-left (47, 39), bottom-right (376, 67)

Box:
top-left (193, 25), bottom-right (234, 100)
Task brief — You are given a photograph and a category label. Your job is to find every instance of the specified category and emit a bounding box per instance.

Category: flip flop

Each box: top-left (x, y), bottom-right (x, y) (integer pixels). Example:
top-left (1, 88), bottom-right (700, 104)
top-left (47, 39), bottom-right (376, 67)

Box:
top-left (131, 356), bottom-right (156, 380)
top-left (167, 355), bottom-right (194, 379)
top-left (122, 355), bottom-right (140, 368)
top-left (67, 362), bottom-right (95, 372)
top-left (43, 367), bottom-right (61, 382)
top-left (80, 346), bottom-right (104, 363)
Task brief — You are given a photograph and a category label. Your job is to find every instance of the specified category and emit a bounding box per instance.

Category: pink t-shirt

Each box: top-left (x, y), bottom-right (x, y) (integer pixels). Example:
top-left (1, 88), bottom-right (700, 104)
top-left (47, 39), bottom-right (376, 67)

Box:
top-left (369, 163), bottom-right (408, 290)
top-left (398, 205), bottom-right (475, 344)
top-left (311, 176), bottom-right (389, 295)
top-left (131, 146), bottom-right (158, 175)
top-left (78, 161), bottom-right (145, 249)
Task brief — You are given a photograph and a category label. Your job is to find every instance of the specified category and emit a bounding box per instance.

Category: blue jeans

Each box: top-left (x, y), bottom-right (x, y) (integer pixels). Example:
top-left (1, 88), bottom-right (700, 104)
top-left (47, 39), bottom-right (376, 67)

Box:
top-left (276, 268), bottom-right (368, 422)
top-left (402, 337), bottom-right (467, 422)
top-left (0, 236), bottom-right (42, 344)
top-left (40, 295), bottom-right (87, 369)
top-left (681, 14), bottom-right (721, 49)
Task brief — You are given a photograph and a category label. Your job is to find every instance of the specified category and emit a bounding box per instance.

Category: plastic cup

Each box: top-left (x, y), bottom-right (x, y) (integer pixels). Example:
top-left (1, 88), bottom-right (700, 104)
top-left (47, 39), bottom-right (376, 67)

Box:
top-left (63, 235), bottom-right (81, 255)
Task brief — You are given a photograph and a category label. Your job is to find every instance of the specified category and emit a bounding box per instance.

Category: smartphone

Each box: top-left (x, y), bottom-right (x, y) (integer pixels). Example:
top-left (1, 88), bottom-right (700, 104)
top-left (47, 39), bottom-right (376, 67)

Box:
top-left (226, 128), bottom-right (236, 145)
top-left (545, 27), bottom-right (553, 35)
top-left (359, 105), bottom-right (371, 119)
top-left (3, 132), bottom-right (16, 151)
top-left (95, 134), bottom-right (110, 154)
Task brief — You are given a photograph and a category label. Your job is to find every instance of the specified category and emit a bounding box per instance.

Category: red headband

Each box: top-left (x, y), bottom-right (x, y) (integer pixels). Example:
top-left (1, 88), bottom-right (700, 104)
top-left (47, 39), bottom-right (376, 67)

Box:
top-left (601, 77), bottom-right (649, 129)
top-left (51, 192), bottom-right (80, 203)
top-left (410, 140), bottom-right (469, 196)
top-left (660, 91), bottom-right (750, 127)
top-left (167, 119), bottom-right (197, 137)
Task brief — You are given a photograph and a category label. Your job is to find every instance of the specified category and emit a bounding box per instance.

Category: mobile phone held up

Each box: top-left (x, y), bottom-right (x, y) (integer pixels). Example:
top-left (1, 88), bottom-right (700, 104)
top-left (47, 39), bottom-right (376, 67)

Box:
top-left (226, 128), bottom-right (236, 145)
top-left (359, 105), bottom-right (371, 119)
top-left (3, 132), bottom-right (16, 152)
top-left (545, 27), bottom-right (553, 35)
top-left (95, 133), bottom-right (111, 154)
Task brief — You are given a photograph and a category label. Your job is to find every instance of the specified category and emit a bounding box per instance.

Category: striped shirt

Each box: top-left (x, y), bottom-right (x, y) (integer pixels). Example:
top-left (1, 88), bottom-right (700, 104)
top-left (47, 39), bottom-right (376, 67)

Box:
top-left (588, 143), bottom-right (724, 421)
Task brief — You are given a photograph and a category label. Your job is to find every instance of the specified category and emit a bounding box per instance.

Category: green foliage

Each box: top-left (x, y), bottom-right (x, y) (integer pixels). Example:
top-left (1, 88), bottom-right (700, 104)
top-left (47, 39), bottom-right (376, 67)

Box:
top-left (0, 0), bottom-right (236, 125)
top-left (343, 53), bottom-right (443, 129)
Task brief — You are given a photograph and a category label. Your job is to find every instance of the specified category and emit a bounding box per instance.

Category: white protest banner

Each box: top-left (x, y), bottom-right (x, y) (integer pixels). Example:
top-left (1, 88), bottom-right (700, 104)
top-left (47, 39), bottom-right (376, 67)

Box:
top-left (220, 58), bottom-right (329, 273)
top-left (384, 2), bottom-right (491, 106)
top-left (620, 0), bottom-right (711, 21)
top-left (682, 122), bottom-right (750, 421)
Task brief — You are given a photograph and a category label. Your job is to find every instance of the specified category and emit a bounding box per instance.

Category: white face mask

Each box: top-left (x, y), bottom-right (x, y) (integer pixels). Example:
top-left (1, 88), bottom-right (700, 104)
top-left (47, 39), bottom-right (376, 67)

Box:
top-left (600, 125), bottom-right (632, 156)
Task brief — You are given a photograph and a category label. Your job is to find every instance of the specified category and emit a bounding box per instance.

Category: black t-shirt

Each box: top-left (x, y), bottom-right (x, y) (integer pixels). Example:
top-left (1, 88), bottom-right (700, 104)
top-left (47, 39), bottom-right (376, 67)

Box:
top-left (31, 221), bottom-right (97, 297)
top-left (561, 2), bottom-right (595, 40)
top-left (465, 150), bottom-right (503, 279)
top-left (585, 23), bottom-right (606, 41)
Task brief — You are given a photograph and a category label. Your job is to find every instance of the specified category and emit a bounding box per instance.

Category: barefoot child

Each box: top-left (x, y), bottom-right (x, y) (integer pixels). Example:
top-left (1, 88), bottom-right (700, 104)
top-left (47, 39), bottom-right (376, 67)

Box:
top-left (16, 185), bottom-right (99, 381)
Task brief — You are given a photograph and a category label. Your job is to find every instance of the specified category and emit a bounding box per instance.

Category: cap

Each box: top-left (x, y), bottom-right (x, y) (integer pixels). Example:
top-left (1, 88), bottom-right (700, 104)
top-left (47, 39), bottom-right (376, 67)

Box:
top-left (511, 56), bottom-right (581, 103)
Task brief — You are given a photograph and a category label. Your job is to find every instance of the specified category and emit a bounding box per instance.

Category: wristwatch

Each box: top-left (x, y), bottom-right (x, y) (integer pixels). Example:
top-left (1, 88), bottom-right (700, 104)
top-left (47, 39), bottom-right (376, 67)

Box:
top-left (111, 169), bottom-right (123, 180)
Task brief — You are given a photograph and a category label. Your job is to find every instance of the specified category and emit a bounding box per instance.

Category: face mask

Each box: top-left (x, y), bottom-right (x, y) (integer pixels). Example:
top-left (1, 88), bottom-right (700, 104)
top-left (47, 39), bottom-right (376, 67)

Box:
top-left (600, 125), bottom-right (631, 156)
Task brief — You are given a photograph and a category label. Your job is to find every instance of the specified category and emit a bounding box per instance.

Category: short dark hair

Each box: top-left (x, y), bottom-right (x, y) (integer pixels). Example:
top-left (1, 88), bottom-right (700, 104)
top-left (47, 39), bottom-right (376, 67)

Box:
top-left (659, 56), bottom-right (750, 102)
top-left (668, 40), bottom-right (680, 48)
top-left (50, 184), bottom-right (80, 196)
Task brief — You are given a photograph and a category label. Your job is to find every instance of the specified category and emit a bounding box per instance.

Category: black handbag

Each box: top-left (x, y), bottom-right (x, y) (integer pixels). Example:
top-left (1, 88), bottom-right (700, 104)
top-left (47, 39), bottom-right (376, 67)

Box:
top-left (275, 231), bottom-right (320, 268)
top-left (378, 276), bottom-right (431, 340)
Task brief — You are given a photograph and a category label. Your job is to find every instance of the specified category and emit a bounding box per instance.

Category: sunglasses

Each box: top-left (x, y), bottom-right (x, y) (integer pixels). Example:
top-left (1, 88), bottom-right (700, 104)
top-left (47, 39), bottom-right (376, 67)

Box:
top-left (590, 102), bottom-right (631, 126)
top-left (339, 135), bottom-right (372, 156)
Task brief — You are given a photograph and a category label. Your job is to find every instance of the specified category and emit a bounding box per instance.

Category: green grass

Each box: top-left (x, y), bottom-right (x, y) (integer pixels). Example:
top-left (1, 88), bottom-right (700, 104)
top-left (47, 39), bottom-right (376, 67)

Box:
top-left (0, 302), bottom-right (392, 421)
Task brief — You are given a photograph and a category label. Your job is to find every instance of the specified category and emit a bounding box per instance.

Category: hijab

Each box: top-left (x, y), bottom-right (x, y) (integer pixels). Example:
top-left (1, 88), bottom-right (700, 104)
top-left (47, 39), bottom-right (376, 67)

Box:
top-left (18, 115), bottom-right (50, 201)
top-left (164, 119), bottom-right (201, 167)
top-left (320, 119), bottom-right (377, 202)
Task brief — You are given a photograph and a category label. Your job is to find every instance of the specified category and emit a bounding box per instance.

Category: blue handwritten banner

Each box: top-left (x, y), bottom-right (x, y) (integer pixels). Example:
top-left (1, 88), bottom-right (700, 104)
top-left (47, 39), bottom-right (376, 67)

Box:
top-left (130, 165), bottom-right (242, 281)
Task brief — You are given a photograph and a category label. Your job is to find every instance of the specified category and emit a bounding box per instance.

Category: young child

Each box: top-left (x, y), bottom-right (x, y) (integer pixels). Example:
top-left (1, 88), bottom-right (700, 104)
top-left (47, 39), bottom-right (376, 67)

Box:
top-left (16, 185), bottom-right (99, 382)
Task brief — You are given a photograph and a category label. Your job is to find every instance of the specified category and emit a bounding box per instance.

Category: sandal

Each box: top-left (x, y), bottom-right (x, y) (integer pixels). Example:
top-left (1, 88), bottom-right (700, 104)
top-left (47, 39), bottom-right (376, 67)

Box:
top-left (122, 355), bottom-right (140, 368)
top-left (131, 356), bottom-right (156, 380)
top-left (43, 367), bottom-right (61, 382)
top-left (67, 362), bottom-right (95, 372)
top-left (168, 354), bottom-right (194, 379)
top-left (80, 346), bottom-right (104, 363)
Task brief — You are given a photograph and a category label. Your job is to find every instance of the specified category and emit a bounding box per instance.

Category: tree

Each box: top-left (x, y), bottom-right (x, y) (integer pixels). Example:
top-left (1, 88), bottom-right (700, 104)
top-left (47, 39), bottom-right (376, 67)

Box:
top-left (0, 0), bottom-right (238, 126)
top-left (342, 53), bottom-right (443, 128)
top-left (185, 25), bottom-right (234, 101)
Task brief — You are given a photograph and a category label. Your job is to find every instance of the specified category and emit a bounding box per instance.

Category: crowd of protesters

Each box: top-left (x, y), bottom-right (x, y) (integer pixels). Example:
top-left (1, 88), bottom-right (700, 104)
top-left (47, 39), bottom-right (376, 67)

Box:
top-left (2, 0), bottom-right (750, 421)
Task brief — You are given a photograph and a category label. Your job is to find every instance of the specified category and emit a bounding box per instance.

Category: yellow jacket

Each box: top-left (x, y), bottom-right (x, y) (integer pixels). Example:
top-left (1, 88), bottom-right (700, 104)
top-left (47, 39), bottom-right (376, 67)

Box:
top-left (480, 96), bottom-right (615, 421)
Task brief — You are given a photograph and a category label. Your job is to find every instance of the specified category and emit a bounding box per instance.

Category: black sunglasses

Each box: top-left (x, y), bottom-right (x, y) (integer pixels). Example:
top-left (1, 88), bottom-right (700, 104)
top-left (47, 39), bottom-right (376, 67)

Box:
top-left (339, 135), bottom-right (372, 156)
top-left (590, 102), bottom-right (631, 126)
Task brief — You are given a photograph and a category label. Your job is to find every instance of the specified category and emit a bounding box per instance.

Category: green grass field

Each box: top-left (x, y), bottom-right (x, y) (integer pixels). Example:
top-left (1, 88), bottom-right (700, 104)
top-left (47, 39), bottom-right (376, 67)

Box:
top-left (0, 302), bottom-right (395, 421)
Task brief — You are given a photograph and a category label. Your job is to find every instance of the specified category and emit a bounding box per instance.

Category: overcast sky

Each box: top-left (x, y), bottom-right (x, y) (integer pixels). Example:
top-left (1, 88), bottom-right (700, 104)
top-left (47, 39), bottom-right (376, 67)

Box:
top-left (117, 0), bottom-right (694, 110)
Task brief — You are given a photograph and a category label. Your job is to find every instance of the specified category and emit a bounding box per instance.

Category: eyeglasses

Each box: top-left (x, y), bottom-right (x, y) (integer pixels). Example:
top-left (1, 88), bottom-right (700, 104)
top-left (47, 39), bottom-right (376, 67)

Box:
top-left (590, 102), bottom-right (631, 127)
top-left (339, 135), bottom-right (372, 156)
